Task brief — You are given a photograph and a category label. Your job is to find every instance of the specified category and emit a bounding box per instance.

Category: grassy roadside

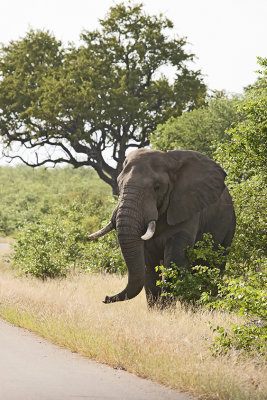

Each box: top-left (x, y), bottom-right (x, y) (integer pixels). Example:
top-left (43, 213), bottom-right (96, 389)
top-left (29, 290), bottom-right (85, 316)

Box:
top-left (0, 254), bottom-right (266, 400)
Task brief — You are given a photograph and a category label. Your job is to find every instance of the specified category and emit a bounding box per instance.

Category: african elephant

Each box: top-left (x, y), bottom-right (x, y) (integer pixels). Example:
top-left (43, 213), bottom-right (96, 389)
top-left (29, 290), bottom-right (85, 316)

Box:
top-left (89, 148), bottom-right (236, 306)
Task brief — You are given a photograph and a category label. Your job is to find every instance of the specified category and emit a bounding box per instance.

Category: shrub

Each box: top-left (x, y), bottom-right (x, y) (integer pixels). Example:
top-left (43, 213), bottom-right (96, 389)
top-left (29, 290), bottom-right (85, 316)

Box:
top-left (156, 233), bottom-right (266, 357)
top-left (13, 217), bottom-right (83, 279)
top-left (13, 194), bottom-right (126, 278)
top-left (156, 263), bottom-right (221, 304)
top-left (204, 268), bottom-right (267, 319)
top-left (156, 234), bottom-right (226, 304)
top-left (209, 323), bottom-right (267, 358)
top-left (82, 225), bottom-right (126, 275)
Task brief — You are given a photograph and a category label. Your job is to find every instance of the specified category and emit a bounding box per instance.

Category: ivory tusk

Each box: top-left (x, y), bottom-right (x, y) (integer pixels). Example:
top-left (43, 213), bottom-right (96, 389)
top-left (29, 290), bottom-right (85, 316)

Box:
top-left (141, 220), bottom-right (156, 240)
top-left (88, 221), bottom-right (114, 239)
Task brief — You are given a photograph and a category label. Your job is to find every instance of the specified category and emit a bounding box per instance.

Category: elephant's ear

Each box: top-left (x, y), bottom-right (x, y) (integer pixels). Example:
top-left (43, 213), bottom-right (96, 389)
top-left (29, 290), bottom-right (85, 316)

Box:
top-left (167, 150), bottom-right (226, 225)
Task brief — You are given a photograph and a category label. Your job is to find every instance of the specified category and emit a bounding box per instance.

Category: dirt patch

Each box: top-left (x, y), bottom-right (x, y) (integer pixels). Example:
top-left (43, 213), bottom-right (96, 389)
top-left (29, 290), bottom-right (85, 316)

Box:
top-left (0, 239), bottom-right (13, 271)
top-left (0, 237), bottom-right (14, 244)
top-left (0, 243), bottom-right (11, 254)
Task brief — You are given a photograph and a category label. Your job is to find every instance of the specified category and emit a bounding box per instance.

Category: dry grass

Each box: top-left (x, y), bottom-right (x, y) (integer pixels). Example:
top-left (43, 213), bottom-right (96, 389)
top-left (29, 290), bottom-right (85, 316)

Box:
top-left (0, 259), bottom-right (266, 400)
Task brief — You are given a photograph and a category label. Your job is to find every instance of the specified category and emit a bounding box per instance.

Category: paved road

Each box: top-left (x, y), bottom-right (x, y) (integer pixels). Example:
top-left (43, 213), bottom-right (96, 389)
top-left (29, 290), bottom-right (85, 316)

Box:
top-left (0, 319), bottom-right (196, 400)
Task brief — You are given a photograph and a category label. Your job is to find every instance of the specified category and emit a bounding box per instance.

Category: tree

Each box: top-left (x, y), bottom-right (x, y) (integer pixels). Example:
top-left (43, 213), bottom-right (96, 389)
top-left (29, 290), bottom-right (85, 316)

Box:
top-left (151, 92), bottom-right (241, 159)
top-left (217, 58), bottom-right (267, 180)
top-left (0, 2), bottom-right (206, 194)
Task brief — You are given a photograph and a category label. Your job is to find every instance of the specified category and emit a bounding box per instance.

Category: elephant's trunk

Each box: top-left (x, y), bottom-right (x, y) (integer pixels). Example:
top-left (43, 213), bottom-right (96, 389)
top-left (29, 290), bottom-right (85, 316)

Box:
top-left (104, 186), bottom-right (147, 303)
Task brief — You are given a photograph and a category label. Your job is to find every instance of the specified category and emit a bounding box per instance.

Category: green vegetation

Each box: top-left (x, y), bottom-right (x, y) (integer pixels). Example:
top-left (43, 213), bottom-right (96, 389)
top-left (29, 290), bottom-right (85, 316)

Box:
top-left (151, 92), bottom-right (242, 158)
top-left (14, 208), bottom-right (126, 280)
top-left (217, 58), bottom-right (267, 272)
top-left (156, 233), bottom-right (226, 303)
top-left (207, 269), bottom-right (267, 357)
top-left (0, 165), bottom-right (110, 236)
top-left (0, 165), bottom-right (125, 278)
top-left (210, 58), bottom-right (267, 357)
top-left (155, 58), bottom-right (267, 358)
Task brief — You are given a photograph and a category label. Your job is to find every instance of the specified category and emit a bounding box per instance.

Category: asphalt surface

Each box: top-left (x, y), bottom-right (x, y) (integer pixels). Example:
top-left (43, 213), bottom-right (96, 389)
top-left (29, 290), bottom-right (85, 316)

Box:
top-left (0, 319), bottom-right (196, 400)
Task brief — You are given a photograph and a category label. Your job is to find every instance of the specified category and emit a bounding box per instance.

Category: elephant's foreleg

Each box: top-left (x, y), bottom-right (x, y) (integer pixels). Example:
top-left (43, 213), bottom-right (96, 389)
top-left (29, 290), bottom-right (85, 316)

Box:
top-left (164, 230), bottom-right (194, 270)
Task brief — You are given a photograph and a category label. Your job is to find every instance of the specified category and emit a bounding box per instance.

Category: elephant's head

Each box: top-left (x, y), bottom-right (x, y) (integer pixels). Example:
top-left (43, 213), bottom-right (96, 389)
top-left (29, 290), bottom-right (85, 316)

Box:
top-left (89, 149), bottom-right (226, 303)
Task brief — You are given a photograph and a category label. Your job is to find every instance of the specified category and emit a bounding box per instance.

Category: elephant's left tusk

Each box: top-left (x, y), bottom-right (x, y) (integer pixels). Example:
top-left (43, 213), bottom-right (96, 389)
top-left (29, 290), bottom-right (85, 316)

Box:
top-left (88, 222), bottom-right (114, 239)
top-left (141, 221), bottom-right (156, 240)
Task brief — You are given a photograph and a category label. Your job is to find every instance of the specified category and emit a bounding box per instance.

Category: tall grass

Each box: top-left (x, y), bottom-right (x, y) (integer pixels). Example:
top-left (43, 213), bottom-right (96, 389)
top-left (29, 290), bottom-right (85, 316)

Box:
top-left (0, 263), bottom-right (266, 400)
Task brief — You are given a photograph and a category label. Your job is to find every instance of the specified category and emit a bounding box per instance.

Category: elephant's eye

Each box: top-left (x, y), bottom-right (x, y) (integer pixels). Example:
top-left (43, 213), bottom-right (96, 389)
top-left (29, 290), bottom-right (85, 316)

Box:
top-left (154, 184), bottom-right (160, 192)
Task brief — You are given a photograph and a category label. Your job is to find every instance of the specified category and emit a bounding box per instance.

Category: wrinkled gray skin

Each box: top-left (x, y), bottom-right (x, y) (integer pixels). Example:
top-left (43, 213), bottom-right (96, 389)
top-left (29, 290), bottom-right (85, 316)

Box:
top-left (91, 149), bottom-right (236, 307)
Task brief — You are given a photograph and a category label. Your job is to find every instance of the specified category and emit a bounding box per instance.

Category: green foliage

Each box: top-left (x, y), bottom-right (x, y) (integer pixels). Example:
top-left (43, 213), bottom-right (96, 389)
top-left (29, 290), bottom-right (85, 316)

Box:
top-left (13, 191), bottom-right (126, 279)
top-left (206, 269), bottom-right (267, 319)
top-left (0, 164), bottom-right (125, 278)
top-left (84, 226), bottom-right (126, 275)
top-left (0, 2), bottom-right (206, 193)
top-left (157, 264), bottom-right (221, 304)
top-left (223, 176), bottom-right (266, 274)
top-left (156, 232), bottom-right (266, 357)
top-left (14, 217), bottom-right (82, 280)
top-left (203, 58), bottom-right (267, 358)
top-left (187, 233), bottom-right (227, 268)
top-left (0, 165), bottom-right (110, 236)
top-left (156, 234), bottom-right (226, 303)
top-left (217, 58), bottom-right (267, 180)
top-left (209, 323), bottom-right (267, 357)
top-left (216, 58), bottom-right (267, 271)
top-left (151, 93), bottom-right (241, 158)
top-left (208, 272), bottom-right (267, 358)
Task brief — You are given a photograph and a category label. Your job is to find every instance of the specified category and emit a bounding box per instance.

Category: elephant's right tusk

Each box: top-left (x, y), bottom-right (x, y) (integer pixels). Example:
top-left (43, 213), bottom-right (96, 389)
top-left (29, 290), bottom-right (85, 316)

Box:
top-left (88, 222), bottom-right (114, 239)
top-left (141, 220), bottom-right (156, 240)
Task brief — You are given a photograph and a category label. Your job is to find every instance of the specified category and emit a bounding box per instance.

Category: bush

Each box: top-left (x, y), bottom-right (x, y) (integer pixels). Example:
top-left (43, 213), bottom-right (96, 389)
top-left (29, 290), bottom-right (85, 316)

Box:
top-left (82, 225), bottom-right (126, 275)
top-left (156, 234), bottom-right (226, 304)
top-left (216, 58), bottom-right (267, 272)
top-left (157, 264), bottom-right (221, 304)
top-left (14, 219), bottom-right (79, 279)
top-left (13, 194), bottom-right (126, 279)
top-left (223, 175), bottom-right (267, 275)
top-left (209, 323), bottom-right (267, 358)
top-left (204, 59), bottom-right (267, 357)
top-left (13, 212), bottom-right (87, 279)
top-left (205, 268), bottom-right (267, 319)
top-left (156, 233), bottom-right (266, 357)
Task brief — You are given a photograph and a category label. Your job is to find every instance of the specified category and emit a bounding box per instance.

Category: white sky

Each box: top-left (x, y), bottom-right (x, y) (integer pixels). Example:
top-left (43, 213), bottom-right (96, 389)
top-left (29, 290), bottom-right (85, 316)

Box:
top-left (1, 0), bottom-right (266, 93)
